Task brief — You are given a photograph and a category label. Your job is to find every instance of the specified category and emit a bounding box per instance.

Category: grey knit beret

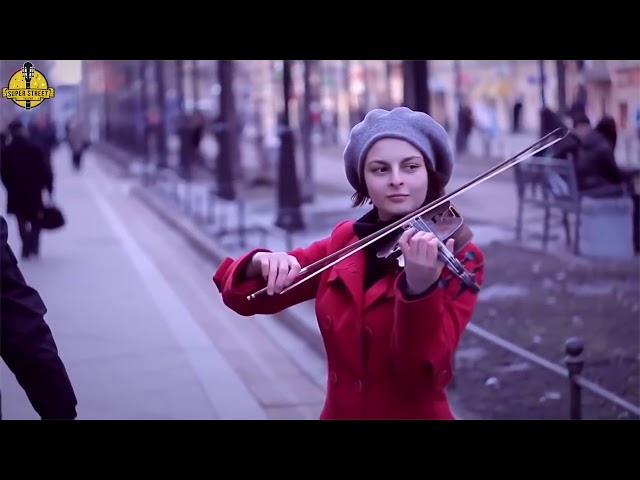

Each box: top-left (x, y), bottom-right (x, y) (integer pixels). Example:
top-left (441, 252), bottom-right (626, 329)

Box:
top-left (343, 106), bottom-right (454, 191)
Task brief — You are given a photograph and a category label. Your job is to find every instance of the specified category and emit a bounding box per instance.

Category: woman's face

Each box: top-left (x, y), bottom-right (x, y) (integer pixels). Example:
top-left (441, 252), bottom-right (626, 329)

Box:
top-left (363, 138), bottom-right (429, 221)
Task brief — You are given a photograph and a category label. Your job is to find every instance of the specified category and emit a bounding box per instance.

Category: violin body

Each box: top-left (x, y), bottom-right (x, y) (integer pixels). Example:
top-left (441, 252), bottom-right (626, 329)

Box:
top-left (375, 201), bottom-right (481, 297)
top-left (375, 201), bottom-right (473, 260)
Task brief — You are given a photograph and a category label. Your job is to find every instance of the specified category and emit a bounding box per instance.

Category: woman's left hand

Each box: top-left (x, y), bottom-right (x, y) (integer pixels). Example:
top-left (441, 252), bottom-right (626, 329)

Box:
top-left (398, 227), bottom-right (454, 295)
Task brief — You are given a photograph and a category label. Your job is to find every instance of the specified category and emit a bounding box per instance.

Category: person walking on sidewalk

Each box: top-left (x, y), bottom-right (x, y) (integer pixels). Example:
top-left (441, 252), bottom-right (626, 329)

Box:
top-left (213, 107), bottom-right (485, 420)
top-left (0, 215), bottom-right (78, 420)
top-left (0, 119), bottom-right (54, 260)
top-left (28, 113), bottom-right (58, 169)
top-left (65, 117), bottom-right (89, 172)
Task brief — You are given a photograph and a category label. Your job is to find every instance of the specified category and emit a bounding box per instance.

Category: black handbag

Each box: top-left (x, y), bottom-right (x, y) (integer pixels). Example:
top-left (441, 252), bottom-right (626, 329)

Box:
top-left (39, 204), bottom-right (65, 230)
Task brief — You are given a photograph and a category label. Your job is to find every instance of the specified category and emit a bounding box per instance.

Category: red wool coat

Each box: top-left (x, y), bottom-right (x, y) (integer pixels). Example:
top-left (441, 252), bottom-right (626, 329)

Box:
top-left (213, 219), bottom-right (485, 420)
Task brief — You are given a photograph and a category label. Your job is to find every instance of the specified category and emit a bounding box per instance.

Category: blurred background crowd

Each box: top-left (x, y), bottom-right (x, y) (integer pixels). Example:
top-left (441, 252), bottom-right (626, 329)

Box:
top-left (2, 60), bottom-right (639, 185)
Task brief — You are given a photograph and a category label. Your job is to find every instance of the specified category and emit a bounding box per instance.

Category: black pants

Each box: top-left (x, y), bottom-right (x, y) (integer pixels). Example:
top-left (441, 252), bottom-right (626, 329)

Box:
top-left (16, 216), bottom-right (41, 258)
top-left (455, 130), bottom-right (469, 153)
top-left (72, 151), bottom-right (83, 171)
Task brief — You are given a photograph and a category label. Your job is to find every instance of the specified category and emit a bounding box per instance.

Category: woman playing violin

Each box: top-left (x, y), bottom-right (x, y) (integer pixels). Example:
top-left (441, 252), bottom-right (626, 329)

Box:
top-left (213, 106), bottom-right (485, 420)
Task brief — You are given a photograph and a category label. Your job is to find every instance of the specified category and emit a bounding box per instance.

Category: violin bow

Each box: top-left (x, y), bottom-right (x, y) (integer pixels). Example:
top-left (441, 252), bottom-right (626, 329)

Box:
top-left (246, 126), bottom-right (570, 301)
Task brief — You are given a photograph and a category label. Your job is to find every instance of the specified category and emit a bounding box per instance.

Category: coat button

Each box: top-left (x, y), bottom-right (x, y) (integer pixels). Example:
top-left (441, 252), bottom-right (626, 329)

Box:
top-left (363, 326), bottom-right (373, 338)
top-left (437, 369), bottom-right (452, 388)
top-left (329, 371), bottom-right (338, 385)
top-left (320, 314), bottom-right (332, 331)
top-left (354, 379), bottom-right (363, 393)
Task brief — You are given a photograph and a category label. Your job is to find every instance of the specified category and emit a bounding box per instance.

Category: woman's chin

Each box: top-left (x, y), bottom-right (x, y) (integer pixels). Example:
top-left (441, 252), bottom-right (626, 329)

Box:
top-left (380, 202), bottom-right (418, 219)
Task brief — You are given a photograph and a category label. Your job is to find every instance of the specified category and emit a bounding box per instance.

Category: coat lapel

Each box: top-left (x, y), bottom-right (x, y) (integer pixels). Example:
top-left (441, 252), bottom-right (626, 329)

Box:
top-left (323, 226), bottom-right (403, 376)
top-left (363, 264), bottom-right (401, 312)
top-left (326, 231), bottom-right (403, 313)
top-left (327, 241), bottom-right (366, 315)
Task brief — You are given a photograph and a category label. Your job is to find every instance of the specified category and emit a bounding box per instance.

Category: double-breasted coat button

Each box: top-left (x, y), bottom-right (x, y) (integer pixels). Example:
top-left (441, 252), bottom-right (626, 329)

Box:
top-left (363, 326), bottom-right (373, 338)
top-left (354, 379), bottom-right (363, 393)
top-left (329, 371), bottom-right (338, 385)
top-left (320, 314), bottom-right (332, 331)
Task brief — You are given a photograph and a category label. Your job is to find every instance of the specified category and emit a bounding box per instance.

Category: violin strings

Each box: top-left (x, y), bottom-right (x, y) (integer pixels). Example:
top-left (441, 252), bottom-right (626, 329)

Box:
top-left (413, 216), bottom-right (461, 272)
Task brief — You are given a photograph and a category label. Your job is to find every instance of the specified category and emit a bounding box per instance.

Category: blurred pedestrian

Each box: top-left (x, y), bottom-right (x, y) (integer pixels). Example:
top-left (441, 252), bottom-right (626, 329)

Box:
top-left (568, 84), bottom-right (588, 124)
top-left (552, 110), bottom-right (589, 162)
top-left (28, 113), bottom-right (58, 174)
top-left (473, 96), bottom-right (499, 159)
top-left (0, 215), bottom-right (77, 420)
top-left (65, 118), bottom-right (89, 172)
top-left (455, 100), bottom-right (474, 154)
top-left (0, 119), bottom-right (54, 259)
top-left (576, 114), bottom-right (628, 193)
top-left (512, 94), bottom-right (523, 133)
top-left (213, 107), bottom-right (485, 420)
top-left (0, 130), bottom-right (8, 153)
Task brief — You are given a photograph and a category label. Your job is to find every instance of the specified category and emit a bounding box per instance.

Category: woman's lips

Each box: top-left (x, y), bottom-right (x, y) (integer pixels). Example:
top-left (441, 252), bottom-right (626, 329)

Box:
top-left (387, 194), bottom-right (409, 202)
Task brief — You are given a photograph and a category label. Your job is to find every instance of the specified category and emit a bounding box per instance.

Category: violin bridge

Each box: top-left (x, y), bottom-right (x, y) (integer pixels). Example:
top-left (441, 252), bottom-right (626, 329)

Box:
top-left (448, 205), bottom-right (461, 218)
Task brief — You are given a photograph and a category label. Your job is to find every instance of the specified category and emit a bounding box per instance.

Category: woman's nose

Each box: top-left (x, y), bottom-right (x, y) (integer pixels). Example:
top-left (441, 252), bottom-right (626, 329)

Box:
top-left (389, 168), bottom-right (404, 186)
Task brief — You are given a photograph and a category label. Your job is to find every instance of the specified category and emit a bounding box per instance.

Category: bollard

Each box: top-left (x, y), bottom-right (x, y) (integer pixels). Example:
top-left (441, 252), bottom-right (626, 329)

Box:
top-left (564, 337), bottom-right (584, 420)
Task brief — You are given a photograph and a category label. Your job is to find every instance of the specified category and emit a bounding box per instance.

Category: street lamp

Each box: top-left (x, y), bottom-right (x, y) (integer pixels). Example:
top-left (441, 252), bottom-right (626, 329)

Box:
top-left (300, 59), bottom-right (315, 203)
top-left (153, 60), bottom-right (168, 169)
top-left (556, 60), bottom-right (567, 116)
top-left (403, 60), bottom-right (430, 114)
top-left (214, 60), bottom-right (236, 201)
top-left (275, 59), bottom-right (305, 232)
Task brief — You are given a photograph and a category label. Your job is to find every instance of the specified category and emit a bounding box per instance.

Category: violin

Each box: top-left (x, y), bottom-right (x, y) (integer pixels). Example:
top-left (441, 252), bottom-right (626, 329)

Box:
top-left (246, 126), bottom-right (570, 301)
top-left (374, 200), bottom-right (481, 297)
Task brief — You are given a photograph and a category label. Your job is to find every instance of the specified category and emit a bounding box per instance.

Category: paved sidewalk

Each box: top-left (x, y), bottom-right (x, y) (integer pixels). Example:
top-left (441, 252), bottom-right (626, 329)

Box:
top-left (0, 145), bottom-right (327, 420)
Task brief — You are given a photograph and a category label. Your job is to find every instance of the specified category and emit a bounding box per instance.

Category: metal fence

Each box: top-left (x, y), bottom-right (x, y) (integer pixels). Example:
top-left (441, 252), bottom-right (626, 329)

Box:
top-left (465, 323), bottom-right (640, 420)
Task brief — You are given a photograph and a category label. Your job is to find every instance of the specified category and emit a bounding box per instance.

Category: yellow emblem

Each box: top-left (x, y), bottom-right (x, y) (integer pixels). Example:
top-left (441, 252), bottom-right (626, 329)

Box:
top-left (2, 61), bottom-right (55, 110)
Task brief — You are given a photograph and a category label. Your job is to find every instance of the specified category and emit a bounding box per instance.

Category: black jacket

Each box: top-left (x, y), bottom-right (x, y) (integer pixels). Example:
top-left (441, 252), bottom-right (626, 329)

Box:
top-left (0, 215), bottom-right (77, 419)
top-left (1, 135), bottom-right (54, 221)
top-left (553, 132), bottom-right (582, 162)
top-left (576, 129), bottom-right (624, 190)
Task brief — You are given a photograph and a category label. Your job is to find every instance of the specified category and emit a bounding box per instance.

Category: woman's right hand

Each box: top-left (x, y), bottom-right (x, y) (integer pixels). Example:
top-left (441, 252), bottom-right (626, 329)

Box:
top-left (247, 252), bottom-right (301, 295)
